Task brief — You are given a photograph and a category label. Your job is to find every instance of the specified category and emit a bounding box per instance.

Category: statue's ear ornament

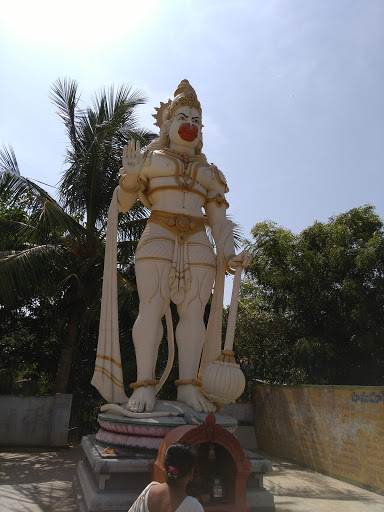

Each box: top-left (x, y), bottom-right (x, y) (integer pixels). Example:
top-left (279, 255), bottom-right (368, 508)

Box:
top-left (152, 100), bottom-right (172, 128)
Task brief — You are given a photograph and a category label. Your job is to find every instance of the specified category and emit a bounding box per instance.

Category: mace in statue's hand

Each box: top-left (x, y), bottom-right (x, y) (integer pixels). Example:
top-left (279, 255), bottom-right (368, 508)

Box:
top-left (122, 140), bottom-right (144, 176)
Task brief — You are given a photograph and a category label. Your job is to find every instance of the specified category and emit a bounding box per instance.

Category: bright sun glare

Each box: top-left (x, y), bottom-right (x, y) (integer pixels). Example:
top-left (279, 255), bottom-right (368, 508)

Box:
top-left (1, 0), bottom-right (160, 50)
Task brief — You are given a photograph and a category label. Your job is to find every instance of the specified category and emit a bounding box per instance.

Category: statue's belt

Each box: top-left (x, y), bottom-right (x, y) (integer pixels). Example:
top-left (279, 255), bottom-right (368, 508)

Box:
top-left (148, 210), bottom-right (208, 243)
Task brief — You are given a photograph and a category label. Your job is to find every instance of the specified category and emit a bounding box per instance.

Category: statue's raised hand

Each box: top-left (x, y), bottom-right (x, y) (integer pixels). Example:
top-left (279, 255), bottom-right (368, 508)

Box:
top-left (122, 140), bottom-right (144, 176)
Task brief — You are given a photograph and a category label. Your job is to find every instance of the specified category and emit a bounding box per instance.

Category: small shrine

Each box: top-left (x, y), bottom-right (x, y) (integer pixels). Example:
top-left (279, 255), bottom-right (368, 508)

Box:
top-left (153, 413), bottom-right (251, 511)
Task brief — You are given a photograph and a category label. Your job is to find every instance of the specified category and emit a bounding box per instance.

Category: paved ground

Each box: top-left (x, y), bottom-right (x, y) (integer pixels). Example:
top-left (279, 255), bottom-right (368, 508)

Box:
top-left (261, 452), bottom-right (384, 512)
top-left (1, 446), bottom-right (383, 511)
top-left (0, 447), bottom-right (80, 512)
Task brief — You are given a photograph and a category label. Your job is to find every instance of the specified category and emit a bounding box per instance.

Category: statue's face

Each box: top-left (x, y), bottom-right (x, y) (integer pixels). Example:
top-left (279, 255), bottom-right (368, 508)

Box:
top-left (168, 106), bottom-right (202, 149)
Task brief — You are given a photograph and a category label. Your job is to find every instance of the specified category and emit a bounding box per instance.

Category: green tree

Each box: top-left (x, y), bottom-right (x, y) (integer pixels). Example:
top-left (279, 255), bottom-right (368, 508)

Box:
top-left (240, 205), bottom-right (384, 385)
top-left (0, 146), bottom-right (29, 251)
top-left (0, 78), bottom-right (156, 394)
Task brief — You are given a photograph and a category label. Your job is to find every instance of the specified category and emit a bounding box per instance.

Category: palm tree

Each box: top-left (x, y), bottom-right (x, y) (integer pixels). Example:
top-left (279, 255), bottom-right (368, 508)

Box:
top-left (0, 79), bottom-right (156, 393)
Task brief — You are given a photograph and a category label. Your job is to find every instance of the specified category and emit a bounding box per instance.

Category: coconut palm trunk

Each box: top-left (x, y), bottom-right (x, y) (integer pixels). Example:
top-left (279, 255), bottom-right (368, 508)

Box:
top-left (54, 286), bottom-right (87, 393)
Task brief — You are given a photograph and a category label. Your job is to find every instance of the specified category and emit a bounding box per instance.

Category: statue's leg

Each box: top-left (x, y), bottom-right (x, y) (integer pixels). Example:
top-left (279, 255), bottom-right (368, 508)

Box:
top-left (176, 265), bottom-right (216, 413)
top-left (127, 259), bottom-right (171, 413)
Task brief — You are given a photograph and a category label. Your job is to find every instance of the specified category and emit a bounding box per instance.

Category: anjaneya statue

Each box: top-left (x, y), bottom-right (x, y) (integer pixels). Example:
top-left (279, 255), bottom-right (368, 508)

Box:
top-left (91, 80), bottom-right (249, 414)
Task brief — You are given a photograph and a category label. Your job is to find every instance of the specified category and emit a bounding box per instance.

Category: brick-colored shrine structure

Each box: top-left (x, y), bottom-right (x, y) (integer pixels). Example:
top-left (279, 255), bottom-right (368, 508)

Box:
top-left (153, 413), bottom-right (251, 512)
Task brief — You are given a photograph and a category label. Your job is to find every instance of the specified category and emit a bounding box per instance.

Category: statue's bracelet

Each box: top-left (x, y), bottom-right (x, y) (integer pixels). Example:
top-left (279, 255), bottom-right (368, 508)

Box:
top-left (119, 175), bottom-right (139, 193)
top-left (225, 254), bottom-right (243, 275)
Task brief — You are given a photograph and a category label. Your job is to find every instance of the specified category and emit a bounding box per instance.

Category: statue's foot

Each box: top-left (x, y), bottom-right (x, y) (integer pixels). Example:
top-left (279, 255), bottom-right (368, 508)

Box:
top-left (127, 386), bottom-right (156, 413)
top-left (177, 385), bottom-right (216, 413)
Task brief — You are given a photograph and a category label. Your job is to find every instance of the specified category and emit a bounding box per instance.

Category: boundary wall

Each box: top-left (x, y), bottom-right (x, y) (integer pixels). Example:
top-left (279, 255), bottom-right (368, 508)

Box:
top-left (254, 385), bottom-right (384, 494)
top-left (0, 394), bottom-right (72, 446)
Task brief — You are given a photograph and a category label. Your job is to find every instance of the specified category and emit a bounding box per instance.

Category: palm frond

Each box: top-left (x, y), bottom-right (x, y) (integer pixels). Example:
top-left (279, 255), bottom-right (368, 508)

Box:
top-left (28, 198), bottom-right (89, 244)
top-left (50, 78), bottom-right (80, 147)
top-left (225, 215), bottom-right (244, 250)
top-left (1, 172), bottom-right (90, 245)
top-left (0, 244), bottom-right (70, 307)
top-left (1, 170), bottom-right (55, 205)
top-left (116, 216), bottom-right (148, 250)
top-left (0, 219), bottom-right (31, 250)
top-left (0, 249), bottom-right (20, 259)
top-left (0, 144), bottom-right (20, 175)
top-left (117, 240), bottom-right (140, 250)
top-left (117, 240), bottom-right (139, 265)
top-left (119, 127), bottom-right (158, 146)
top-left (117, 270), bottom-right (136, 292)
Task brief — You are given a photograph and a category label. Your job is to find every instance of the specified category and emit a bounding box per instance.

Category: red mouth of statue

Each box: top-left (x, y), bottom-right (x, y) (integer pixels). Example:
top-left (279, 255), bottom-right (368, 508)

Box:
top-left (178, 123), bottom-right (198, 142)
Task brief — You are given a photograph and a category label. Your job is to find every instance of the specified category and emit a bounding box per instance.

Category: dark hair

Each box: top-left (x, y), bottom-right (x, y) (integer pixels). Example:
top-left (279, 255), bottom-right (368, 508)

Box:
top-left (164, 442), bottom-right (197, 487)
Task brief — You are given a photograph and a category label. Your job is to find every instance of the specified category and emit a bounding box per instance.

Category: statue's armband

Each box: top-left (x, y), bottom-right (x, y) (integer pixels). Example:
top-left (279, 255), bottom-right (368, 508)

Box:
top-left (211, 163), bottom-right (229, 194)
top-left (205, 192), bottom-right (229, 209)
top-left (204, 164), bottom-right (229, 209)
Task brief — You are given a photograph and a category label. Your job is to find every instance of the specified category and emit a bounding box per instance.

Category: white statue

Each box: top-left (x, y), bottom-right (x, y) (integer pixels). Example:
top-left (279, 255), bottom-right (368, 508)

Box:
top-left (92, 80), bottom-right (249, 414)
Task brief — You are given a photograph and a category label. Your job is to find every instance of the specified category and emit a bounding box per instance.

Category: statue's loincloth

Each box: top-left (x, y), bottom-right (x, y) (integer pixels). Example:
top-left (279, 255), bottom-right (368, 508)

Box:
top-left (135, 212), bottom-right (216, 304)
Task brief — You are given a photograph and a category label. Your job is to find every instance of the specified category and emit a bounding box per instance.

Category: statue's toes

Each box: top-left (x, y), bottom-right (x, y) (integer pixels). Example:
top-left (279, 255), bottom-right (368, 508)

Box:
top-left (146, 395), bottom-right (155, 412)
top-left (193, 400), bottom-right (203, 413)
top-left (137, 400), bottom-right (145, 413)
top-left (208, 397), bottom-right (216, 412)
top-left (129, 400), bottom-right (138, 412)
top-left (200, 396), bottom-right (216, 413)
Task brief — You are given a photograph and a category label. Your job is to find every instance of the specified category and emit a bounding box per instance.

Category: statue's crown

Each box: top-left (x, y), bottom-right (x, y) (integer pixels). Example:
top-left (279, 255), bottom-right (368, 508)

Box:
top-left (152, 79), bottom-right (202, 127)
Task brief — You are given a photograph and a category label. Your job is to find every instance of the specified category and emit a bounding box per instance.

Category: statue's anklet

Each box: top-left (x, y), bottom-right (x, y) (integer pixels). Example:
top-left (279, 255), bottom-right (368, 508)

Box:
top-left (129, 379), bottom-right (159, 389)
top-left (174, 379), bottom-right (202, 388)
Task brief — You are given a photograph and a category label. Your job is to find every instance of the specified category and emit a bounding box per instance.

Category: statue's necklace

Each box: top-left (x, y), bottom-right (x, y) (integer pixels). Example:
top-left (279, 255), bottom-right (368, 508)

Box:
top-left (162, 148), bottom-right (201, 190)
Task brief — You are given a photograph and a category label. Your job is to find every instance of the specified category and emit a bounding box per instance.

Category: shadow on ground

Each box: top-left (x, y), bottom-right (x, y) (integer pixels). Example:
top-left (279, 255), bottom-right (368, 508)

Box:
top-left (0, 447), bottom-right (82, 512)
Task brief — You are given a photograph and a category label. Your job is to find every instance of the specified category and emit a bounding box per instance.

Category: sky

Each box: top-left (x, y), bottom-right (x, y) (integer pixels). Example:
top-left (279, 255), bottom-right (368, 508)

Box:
top-left (1, 0), bottom-right (383, 294)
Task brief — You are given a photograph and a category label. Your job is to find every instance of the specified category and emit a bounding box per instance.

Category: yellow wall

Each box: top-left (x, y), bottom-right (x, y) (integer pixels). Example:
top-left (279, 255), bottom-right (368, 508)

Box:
top-left (254, 385), bottom-right (384, 494)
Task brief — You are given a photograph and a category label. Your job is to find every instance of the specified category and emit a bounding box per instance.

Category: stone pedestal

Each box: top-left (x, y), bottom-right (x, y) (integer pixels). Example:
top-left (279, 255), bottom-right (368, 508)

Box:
top-left (73, 435), bottom-right (155, 512)
top-left (74, 436), bottom-right (274, 512)
top-left (95, 400), bottom-right (237, 449)
top-left (73, 402), bottom-right (274, 512)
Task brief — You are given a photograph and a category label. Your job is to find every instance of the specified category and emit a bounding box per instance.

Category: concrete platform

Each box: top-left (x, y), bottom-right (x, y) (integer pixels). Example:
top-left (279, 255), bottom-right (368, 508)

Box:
top-left (1, 446), bottom-right (384, 511)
